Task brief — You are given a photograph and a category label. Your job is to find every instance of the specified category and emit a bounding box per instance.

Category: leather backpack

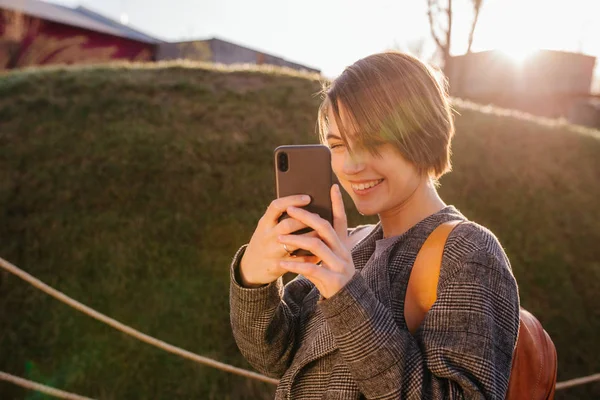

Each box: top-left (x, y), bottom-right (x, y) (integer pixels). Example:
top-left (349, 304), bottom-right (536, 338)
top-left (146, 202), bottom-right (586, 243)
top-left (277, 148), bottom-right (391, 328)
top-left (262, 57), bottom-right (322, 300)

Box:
top-left (405, 220), bottom-right (558, 399)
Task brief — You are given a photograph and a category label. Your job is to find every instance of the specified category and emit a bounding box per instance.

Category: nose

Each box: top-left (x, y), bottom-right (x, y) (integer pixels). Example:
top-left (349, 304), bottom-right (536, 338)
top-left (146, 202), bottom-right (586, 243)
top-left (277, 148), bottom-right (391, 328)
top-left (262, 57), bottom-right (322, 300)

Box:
top-left (342, 151), bottom-right (366, 176)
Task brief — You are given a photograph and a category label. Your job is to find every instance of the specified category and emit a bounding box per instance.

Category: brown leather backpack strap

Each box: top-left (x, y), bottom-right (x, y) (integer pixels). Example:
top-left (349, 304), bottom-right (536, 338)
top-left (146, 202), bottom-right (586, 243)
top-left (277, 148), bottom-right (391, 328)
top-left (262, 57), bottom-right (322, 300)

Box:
top-left (404, 219), bottom-right (558, 399)
top-left (405, 220), bottom-right (463, 335)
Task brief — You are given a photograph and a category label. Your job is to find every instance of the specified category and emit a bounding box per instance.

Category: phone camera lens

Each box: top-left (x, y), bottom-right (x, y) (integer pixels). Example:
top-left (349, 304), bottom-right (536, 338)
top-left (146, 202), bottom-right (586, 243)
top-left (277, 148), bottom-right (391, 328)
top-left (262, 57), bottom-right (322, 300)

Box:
top-left (278, 152), bottom-right (289, 172)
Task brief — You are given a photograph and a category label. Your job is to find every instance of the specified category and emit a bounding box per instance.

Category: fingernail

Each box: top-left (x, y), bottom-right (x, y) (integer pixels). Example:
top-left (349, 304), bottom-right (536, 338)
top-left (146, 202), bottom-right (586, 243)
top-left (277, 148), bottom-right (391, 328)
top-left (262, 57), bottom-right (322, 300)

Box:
top-left (302, 195), bottom-right (311, 202)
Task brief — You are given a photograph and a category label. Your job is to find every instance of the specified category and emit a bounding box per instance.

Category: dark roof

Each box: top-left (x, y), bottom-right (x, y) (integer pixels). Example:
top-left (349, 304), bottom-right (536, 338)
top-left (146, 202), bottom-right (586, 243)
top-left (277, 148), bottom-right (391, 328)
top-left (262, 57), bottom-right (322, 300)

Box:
top-left (208, 36), bottom-right (321, 73)
top-left (0, 0), bottom-right (162, 44)
top-left (70, 6), bottom-right (161, 44)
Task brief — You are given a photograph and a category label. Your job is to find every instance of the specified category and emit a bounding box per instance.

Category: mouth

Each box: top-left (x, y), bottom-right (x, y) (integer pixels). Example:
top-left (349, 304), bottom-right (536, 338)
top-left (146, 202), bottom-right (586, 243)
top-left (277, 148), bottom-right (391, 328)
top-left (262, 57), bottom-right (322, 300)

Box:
top-left (350, 179), bottom-right (384, 195)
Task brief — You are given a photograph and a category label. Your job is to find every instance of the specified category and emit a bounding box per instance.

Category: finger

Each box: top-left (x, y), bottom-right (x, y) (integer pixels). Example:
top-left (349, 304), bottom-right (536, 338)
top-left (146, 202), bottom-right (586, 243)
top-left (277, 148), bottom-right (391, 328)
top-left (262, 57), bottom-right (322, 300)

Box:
top-left (275, 216), bottom-right (312, 235)
top-left (275, 239), bottom-right (320, 260)
top-left (289, 230), bottom-right (321, 257)
top-left (279, 260), bottom-right (335, 285)
top-left (277, 241), bottom-right (297, 256)
top-left (291, 229), bottom-right (320, 239)
top-left (288, 253), bottom-right (320, 263)
top-left (275, 222), bottom-right (320, 258)
top-left (278, 234), bottom-right (341, 271)
top-left (331, 184), bottom-right (349, 242)
top-left (285, 206), bottom-right (346, 257)
top-left (262, 195), bottom-right (311, 228)
top-left (302, 255), bottom-right (321, 264)
top-left (303, 230), bottom-right (320, 239)
top-left (284, 252), bottom-right (320, 264)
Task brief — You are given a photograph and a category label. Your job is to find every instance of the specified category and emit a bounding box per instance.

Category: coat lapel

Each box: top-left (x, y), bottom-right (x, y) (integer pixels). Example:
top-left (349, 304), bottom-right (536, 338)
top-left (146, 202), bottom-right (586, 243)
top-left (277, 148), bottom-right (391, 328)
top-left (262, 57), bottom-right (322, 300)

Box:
top-left (288, 224), bottom-right (384, 380)
top-left (283, 210), bottom-right (469, 395)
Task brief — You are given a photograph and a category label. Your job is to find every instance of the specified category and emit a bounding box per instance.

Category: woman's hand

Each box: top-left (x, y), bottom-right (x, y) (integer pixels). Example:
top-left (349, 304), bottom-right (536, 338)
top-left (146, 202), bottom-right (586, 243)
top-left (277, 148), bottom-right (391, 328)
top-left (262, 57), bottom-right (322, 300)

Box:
top-left (276, 184), bottom-right (355, 299)
top-left (239, 195), bottom-right (321, 287)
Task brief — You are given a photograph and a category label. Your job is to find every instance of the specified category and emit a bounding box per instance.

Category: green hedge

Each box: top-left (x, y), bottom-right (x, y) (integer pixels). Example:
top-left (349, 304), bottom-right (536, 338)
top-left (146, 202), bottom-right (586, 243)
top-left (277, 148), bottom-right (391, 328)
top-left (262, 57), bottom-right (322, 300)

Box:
top-left (0, 63), bottom-right (598, 399)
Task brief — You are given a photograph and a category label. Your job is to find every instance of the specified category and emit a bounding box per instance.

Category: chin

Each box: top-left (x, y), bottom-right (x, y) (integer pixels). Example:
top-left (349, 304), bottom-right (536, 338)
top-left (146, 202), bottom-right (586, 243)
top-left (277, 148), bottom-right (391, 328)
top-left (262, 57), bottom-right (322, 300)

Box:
top-left (354, 202), bottom-right (381, 217)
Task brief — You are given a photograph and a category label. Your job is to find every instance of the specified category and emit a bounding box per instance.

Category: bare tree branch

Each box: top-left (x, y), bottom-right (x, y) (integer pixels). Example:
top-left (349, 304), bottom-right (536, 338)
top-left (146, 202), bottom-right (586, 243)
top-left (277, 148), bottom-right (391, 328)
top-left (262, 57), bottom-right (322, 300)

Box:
top-left (426, 0), bottom-right (484, 74)
top-left (446, 0), bottom-right (452, 58)
top-left (427, 0), bottom-right (445, 51)
top-left (467, 0), bottom-right (483, 53)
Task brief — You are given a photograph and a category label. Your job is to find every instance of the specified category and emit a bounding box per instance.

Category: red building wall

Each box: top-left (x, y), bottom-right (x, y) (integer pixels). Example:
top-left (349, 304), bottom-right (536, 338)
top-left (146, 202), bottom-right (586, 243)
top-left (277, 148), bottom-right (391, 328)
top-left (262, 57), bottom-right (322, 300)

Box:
top-left (0, 12), bottom-right (155, 69)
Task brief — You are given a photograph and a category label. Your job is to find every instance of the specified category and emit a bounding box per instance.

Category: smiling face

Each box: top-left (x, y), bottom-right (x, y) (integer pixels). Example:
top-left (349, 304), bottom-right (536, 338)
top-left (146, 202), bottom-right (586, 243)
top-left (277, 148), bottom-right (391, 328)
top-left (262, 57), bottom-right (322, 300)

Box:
top-left (325, 105), bottom-right (423, 217)
top-left (317, 51), bottom-right (455, 217)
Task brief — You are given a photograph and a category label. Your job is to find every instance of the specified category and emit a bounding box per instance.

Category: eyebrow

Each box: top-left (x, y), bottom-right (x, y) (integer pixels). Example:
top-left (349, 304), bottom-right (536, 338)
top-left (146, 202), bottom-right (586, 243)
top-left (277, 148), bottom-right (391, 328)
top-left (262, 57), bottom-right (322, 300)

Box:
top-left (325, 133), bottom-right (342, 140)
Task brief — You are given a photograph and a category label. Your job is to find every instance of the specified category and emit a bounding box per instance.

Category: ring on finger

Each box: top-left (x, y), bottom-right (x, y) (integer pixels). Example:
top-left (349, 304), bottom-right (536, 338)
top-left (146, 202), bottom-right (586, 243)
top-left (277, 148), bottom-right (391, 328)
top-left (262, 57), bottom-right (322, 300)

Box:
top-left (282, 243), bottom-right (294, 256)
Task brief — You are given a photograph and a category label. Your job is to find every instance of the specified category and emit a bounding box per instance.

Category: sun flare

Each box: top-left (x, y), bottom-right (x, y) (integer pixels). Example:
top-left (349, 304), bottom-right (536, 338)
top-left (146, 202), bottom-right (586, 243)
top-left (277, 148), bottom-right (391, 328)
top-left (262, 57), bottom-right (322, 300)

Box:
top-left (472, 0), bottom-right (595, 65)
top-left (498, 46), bottom-right (539, 63)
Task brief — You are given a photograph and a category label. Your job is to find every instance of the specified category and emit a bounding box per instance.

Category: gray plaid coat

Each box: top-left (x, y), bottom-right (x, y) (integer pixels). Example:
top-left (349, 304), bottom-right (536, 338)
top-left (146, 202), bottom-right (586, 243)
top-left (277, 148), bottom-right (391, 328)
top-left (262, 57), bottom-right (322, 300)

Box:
top-left (229, 206), bottom-right (520, 399)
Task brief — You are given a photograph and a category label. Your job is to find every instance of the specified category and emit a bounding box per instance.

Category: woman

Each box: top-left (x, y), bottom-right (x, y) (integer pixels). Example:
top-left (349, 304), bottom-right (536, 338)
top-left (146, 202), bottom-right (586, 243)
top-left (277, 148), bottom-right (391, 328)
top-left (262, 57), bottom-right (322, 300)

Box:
top-left (229, 51), bottom-right (520, 399)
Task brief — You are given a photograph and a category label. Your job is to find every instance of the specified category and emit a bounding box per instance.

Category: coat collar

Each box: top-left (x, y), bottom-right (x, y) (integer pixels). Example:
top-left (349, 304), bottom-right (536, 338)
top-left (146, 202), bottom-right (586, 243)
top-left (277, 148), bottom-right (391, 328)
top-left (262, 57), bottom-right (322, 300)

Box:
top-left (352, 222), bottom-right (383, 271)
top-left (285, 206), bottom-right (467, 389)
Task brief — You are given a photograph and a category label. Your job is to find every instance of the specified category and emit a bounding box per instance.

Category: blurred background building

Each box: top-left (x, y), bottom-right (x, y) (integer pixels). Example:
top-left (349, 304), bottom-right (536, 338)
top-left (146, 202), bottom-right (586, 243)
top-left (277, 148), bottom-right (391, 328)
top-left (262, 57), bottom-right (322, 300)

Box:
top-left (0, 0), bottom-right (319, 73)
top-left (447, 50), bottom-right (600, 127)
top-left (2, 0), bottom-right (598, 128)
top-left (156, 38), bottom-right (320, 73)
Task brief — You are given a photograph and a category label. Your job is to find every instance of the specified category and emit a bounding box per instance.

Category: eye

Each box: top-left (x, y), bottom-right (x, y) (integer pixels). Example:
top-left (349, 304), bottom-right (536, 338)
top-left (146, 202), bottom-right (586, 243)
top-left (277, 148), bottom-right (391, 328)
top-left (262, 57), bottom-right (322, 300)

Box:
top-left (328, 142), bottom-right (344, 150)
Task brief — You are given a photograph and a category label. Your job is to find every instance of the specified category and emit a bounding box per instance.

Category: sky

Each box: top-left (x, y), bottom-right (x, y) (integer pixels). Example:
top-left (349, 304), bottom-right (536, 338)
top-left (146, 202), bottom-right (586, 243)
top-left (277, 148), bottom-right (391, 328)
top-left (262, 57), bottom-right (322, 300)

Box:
top-left (46, 0), bottom-right (600, 81)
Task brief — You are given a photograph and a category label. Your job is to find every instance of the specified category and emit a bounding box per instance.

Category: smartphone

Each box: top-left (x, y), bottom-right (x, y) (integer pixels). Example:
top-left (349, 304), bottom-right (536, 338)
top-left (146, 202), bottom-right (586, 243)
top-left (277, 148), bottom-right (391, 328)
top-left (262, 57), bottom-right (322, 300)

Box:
top-left (274, 144), bottom-right (334, 256)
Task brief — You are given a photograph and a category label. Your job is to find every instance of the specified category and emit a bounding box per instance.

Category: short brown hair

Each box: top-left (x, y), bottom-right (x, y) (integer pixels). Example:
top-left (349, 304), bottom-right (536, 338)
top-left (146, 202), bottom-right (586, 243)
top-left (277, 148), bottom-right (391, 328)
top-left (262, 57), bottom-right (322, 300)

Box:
top-left (317, 51), bottom-right (455, 179)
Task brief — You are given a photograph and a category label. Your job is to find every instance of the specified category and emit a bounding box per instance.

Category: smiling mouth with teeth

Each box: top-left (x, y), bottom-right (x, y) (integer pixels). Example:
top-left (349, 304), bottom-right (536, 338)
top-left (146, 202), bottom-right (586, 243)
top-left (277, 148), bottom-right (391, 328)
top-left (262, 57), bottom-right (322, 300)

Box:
top-left (351, 179), bottom-right (384, 191)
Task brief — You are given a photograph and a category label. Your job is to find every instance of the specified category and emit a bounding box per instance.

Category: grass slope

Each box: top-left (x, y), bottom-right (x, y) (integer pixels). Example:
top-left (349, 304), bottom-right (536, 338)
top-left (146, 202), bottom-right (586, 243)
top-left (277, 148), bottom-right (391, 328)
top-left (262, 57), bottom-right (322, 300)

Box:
top-left (0, 62), bottom-right (598, 399)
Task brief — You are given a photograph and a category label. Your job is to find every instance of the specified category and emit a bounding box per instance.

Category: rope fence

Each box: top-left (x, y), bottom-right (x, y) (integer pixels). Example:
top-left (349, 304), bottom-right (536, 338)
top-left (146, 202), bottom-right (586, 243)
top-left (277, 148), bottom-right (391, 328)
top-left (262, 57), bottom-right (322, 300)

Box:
top-left (1, 255), bottom-right (599, 399)
top-left (0, 256), bottom-right (278, 386)
top-left (0, 371), bottom-right (94, 400)
top-left (555, 373), bottom-right (600, 391)
top-left (4, 370), bottom-right (600, 400)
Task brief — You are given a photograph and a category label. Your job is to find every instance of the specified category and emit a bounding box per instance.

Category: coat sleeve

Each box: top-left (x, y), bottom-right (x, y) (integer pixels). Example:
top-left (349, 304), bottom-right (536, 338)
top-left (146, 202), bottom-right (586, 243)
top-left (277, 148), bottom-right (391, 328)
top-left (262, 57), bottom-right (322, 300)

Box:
top-left (318, 250), bottom-right (520, 399)
top-left (229, 245), bottom-right (314, 378)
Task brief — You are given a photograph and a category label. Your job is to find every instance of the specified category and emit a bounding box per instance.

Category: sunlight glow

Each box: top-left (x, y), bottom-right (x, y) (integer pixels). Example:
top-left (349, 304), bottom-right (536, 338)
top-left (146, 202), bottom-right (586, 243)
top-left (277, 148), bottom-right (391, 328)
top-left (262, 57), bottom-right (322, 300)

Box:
top-left (498, 46), bottom-right (539, 64)
top-left (473, 0), bottom-right (596, 65)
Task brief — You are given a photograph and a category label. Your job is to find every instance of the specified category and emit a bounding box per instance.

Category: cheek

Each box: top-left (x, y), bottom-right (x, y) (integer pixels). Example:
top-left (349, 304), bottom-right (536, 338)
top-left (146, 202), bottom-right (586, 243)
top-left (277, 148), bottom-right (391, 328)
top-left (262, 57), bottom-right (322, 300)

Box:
top-left (384, 163), bottom-right (419, 191)
top-left (331, 155), bottom-right (344, 176)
